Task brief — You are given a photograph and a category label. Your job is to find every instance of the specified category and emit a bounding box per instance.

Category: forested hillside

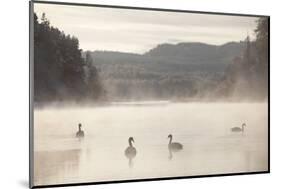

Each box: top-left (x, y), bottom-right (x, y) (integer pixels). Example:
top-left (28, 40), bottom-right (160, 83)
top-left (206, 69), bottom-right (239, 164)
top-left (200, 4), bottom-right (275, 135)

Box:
top-left (216, 17), bottom-right (269, 101)
top-left (34, 13), bottom-right (104, 104)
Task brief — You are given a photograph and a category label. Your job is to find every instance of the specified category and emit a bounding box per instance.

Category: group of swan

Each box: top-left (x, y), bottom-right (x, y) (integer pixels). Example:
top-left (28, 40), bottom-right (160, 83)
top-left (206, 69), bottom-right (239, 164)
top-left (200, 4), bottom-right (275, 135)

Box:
top-left (123, 123), bottom-right (246, 165)
top-left (76, 122), bottom-right (247, 139)
top-left (76, 122), bottom-right (246, 165)
top-left (124, 134), bottom-right (183, 166)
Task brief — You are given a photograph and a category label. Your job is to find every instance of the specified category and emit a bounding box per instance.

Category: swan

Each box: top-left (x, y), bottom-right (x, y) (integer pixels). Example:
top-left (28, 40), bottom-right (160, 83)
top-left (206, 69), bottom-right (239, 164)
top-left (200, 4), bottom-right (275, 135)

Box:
top-left (168, 134), bottom-right (183, 151)
top-left (125, 137), bottom-right (137, 167)
top-left (231, 123), bottom-right (246, 133)
top-left (125, 137), bottom-right (137, 158)
top-left (76, 123), bottom-right (84, 138)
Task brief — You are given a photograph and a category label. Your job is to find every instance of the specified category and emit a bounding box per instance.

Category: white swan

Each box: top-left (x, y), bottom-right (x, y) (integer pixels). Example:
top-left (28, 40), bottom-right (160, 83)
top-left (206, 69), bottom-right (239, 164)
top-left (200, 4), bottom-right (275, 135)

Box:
top-left (168, 134), bottom-right (183, 151)
top-left (231, 123), bottom-right (246, 133)
top-left (125, 137), bottom-right (137, 167)
top-left (76, 123), bottom-right (84, 138)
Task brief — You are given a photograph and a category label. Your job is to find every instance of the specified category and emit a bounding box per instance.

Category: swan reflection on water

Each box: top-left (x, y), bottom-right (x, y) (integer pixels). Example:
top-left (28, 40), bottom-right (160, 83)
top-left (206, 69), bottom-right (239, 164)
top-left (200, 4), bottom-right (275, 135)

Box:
top-left (168, 134), bottom-right (183, 160)
top-left (125, 137), bottom-right (137, 168)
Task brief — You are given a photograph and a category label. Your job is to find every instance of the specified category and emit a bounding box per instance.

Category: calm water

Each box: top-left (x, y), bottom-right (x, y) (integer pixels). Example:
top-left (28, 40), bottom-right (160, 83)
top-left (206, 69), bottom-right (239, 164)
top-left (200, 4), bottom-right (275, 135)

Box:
top-left (33, 102), bottom-right (268, 186)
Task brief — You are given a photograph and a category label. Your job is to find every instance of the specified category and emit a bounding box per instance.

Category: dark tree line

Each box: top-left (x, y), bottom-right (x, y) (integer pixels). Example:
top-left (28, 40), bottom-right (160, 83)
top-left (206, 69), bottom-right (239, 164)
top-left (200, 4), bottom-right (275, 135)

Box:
top-left (216, 17), bottom-right (269, 100)
top-left (34, 13), bottom-right (104, 103)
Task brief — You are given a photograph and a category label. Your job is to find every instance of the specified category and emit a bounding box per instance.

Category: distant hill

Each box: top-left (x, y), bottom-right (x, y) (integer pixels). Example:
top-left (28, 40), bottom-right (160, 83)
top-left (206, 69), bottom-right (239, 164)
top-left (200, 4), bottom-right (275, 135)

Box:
top-left (85, 41), bottom-right (247, 100)
top-left (145, 42), bottom-right (245, 67)
top-left (89, 41), bottom-right (246, 73)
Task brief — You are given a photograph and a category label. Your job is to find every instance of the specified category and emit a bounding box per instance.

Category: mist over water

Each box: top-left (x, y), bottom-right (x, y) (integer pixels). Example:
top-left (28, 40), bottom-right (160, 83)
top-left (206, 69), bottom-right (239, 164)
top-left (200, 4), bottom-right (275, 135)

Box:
top-left (34, 102), bottom-right (268, 185)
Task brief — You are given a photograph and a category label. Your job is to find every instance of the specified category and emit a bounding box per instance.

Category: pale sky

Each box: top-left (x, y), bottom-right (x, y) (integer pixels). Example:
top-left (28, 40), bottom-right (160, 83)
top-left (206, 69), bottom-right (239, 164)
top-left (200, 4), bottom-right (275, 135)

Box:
top-left (34, 3), bottom-right (259, 54)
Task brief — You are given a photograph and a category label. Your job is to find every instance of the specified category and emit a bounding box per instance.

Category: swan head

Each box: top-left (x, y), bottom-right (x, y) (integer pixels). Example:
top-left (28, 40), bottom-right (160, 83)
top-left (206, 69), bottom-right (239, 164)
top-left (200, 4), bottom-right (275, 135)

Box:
top-left (168, 134), bottom-right (172, 139)
top-left (242, 123), bottom-right (246, 127)
top-left (78, 123), bottom-right (82, 130)
top-left (129, 137), bottom-right (134, 143)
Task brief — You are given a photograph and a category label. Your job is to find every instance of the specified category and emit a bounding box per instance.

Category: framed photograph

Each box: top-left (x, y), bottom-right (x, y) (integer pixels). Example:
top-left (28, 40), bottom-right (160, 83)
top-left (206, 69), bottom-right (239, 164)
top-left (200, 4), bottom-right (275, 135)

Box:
top-left (29, 1), bottom-right (270, 188)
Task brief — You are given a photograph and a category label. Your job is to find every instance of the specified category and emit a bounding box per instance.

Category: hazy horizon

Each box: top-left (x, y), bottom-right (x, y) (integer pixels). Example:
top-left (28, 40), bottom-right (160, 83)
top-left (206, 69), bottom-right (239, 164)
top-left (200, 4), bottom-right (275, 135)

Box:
top-left (34, 3), bottom-right (258, 53)
top-left (79, 40), bottom-right (247, 55)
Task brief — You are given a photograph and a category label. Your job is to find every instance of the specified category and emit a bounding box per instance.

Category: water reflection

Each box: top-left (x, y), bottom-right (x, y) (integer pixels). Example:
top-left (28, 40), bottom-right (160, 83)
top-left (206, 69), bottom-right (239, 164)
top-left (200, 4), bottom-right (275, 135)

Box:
top-left (168, 148), bottom-right (173, 160)
top-left (34, 149), bottom-right (81, 185)
top-left (127, 157), bottom-right (134, 167)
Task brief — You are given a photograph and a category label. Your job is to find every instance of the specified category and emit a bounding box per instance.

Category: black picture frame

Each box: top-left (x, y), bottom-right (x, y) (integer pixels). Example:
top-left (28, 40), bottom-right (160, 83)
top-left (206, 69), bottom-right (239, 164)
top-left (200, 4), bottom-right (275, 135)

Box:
top-left (29, 1), bottom-right (270, 188)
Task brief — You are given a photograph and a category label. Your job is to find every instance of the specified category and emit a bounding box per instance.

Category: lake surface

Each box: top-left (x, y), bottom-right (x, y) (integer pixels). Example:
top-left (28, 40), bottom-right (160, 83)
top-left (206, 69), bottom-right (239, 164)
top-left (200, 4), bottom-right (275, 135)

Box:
top-left (33, 102), bottom-right (268, 186)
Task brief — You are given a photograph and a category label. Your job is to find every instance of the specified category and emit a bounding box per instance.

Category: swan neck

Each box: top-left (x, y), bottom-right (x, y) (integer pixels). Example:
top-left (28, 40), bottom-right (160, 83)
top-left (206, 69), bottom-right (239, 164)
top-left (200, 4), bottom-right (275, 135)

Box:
top-left (169, 136), bottom-right (172, 144)
top-left (129, 139), bottom-right (133, 147)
